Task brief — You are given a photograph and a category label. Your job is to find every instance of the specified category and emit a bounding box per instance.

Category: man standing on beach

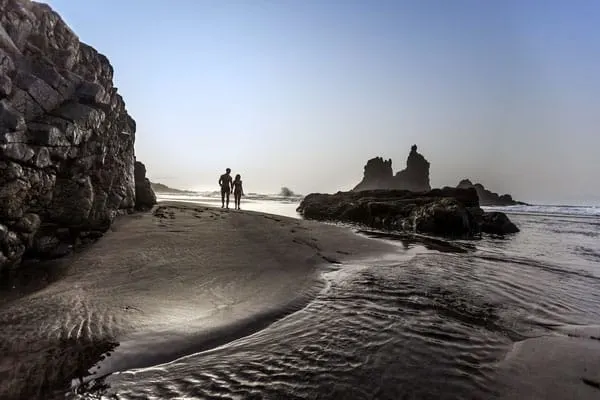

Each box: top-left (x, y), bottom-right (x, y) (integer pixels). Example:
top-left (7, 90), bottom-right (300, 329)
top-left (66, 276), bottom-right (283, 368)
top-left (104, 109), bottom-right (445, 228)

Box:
top-left (219, 168), bottom-right (233, 209)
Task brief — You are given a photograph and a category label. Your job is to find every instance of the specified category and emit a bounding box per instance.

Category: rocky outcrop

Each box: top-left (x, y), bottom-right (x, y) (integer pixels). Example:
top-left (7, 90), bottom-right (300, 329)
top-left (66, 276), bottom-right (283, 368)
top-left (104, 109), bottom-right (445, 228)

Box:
top-left (297, 188), bottom-right (519, 237)
top-left (457, 179), bottom-right (526, 206)
top-left (0, 0), bottom-right (154, 270)
top-left (134, 161), bottom-right (156, 211)
top-left (353, 145), bottom-right (431, 192)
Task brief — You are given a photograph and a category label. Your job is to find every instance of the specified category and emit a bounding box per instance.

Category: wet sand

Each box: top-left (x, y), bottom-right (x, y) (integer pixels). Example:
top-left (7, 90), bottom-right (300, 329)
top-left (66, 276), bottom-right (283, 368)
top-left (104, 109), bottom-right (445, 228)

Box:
top-left (1, 204), bottom-right (599, 399)
top-left (0, 202), bottom-right (396, 399)
top-left (496, 326), bottom-right (600, 399)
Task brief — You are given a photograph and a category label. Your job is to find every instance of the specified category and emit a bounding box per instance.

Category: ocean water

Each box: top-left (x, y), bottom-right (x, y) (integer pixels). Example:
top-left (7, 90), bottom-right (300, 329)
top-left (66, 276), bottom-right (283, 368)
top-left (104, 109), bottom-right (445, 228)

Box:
top-left (483, 204), bottom-right (600, 218)
top-left (2, 194), bottom-right (600, 399)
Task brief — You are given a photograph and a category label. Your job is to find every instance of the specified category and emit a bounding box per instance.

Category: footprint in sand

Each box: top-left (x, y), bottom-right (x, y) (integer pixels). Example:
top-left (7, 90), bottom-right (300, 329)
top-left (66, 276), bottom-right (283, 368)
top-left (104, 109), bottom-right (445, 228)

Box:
top-left (319, 253), bottom-right (341, 264)
top-left (582, 378), bottom-right (600, 390)
top-left (263, 215), bottom-right (282, 223)
top-left (292, 238), bottom-right (322, 251)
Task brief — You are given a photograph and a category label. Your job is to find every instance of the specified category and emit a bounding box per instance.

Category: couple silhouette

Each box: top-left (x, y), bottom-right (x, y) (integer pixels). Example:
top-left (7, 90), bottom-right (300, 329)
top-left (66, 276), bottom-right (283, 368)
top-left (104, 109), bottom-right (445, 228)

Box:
top-left (218, 168), bottom-right (244, 210)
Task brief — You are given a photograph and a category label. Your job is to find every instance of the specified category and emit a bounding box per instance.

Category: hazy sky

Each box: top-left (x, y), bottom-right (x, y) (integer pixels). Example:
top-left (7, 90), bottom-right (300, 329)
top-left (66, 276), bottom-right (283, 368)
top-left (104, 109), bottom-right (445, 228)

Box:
top-left (46, 0), bottom-right (599, 204)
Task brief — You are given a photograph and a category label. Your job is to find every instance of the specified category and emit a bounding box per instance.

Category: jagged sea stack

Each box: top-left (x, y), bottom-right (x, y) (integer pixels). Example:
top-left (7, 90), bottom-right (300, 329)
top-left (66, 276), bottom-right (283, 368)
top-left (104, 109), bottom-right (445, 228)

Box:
top-left (352, 156), bottom-right (394, 191)
top-left (394, 144), bottom-right (430, 191)
top-left (0, 0), bottom-right (155, 270)
top-left (353, 144), bottom-right (431, 192)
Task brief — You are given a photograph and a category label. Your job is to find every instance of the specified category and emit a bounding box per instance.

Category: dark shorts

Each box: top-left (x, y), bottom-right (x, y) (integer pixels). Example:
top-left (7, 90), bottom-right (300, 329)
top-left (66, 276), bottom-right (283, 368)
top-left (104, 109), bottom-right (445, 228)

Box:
top-left (221, 186), bottom-right (231, 194)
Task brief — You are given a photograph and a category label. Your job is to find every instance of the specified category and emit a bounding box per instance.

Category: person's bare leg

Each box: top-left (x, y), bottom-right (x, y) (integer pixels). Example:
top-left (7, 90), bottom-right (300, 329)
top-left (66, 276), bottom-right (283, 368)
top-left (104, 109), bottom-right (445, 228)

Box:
top-left (221, 190), bottom-right (225, 208)
top-left (226, 192), bottom-right (230, 209)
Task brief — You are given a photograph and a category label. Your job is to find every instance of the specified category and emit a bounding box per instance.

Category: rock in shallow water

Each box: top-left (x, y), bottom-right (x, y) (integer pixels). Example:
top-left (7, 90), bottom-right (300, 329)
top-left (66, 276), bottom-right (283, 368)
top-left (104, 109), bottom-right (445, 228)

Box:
top-left (0, 0), bottom-right (155, 270)
top-left (481, 211), bottom-right (520, 235)
top-left (297, 187), bottom-right (519, 238)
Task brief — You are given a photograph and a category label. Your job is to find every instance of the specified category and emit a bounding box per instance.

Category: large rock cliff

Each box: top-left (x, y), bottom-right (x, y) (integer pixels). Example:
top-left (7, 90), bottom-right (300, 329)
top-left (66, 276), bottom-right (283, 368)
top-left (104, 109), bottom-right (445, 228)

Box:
top-left (353, 145), bottom-right (431, 192)
top-left (0, 0), bottom-right (155, 270)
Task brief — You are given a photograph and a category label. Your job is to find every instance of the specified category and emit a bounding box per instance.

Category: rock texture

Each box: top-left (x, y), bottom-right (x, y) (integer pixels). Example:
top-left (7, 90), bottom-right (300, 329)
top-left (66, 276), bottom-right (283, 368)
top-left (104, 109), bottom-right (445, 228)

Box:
top-left (353, 145), bottom-right (431, 192)
top-left (0, 0), bottom-right (154, 270)
top-left (297, 188), bottom-right (519, 237)
top-left (456, 179), bottom-right (526, 206)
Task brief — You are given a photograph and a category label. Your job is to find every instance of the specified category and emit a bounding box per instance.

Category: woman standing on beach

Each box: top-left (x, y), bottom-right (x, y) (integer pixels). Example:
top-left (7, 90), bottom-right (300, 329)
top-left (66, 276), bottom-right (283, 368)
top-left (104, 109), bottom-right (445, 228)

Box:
top-left (232, 174), bottom-right (244, 210)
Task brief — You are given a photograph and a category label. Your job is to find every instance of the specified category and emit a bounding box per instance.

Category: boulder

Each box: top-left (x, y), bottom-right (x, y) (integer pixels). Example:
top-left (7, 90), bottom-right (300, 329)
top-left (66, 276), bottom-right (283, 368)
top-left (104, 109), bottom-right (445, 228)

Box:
top-left (481, 212), bottom-right (520, 235)
top-left (412, 198), bottom-right (474, 236)
top-left (134, 161), bottom-right (156, 211)
top-left (0, 0), bottom-right (150, 270)
top-left (353, 144), bottom-right (431, 192)
top-left (297, 187), bottom-right (519, 238)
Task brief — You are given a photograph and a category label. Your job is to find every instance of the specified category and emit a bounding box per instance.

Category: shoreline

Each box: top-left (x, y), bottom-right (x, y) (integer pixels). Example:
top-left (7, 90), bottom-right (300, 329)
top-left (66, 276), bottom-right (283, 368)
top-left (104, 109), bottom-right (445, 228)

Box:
top-left (0, 202), bottom-right (398, 399)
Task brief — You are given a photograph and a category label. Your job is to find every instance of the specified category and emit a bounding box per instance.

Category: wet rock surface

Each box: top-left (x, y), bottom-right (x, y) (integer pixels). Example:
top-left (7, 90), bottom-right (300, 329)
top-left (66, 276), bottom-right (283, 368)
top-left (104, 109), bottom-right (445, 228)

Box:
top-left (298, 187), bottom-right (519, 237)
top-left (0, 0), bottom-right (154, 270)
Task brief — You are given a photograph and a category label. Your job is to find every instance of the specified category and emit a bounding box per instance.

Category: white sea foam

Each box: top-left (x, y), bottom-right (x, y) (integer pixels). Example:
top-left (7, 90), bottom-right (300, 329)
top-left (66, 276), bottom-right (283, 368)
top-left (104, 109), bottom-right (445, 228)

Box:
top-left (484, 204), bottom-right (600, 218)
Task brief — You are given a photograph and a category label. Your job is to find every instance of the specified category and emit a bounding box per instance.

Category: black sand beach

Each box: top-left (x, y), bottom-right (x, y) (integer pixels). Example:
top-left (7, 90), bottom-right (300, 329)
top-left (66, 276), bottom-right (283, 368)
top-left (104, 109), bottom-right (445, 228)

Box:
top-left (1, 203), bottom-right (600, 399)
top-left (0, 203), bottom-right (397, 399)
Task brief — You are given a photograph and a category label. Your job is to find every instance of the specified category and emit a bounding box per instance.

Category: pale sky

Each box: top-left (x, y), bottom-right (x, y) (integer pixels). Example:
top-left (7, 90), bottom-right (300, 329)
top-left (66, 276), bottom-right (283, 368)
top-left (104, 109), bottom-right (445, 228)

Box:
top-left (46, 0), bottom-right (600, 205)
